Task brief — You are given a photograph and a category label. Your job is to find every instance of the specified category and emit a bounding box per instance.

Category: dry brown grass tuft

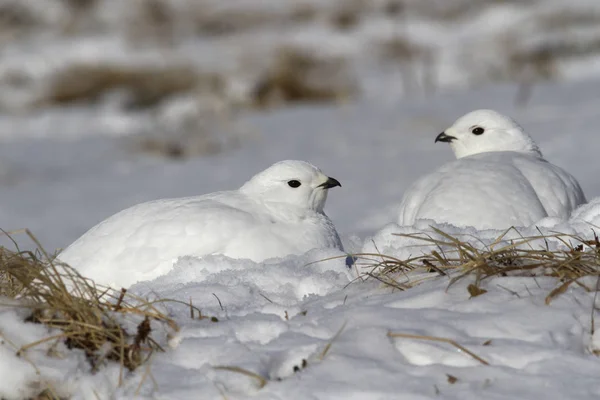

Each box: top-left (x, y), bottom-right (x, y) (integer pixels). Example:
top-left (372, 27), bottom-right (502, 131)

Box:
top-left (0, 1), bottom-right (41, 44)
top-left (36, 62), bottom-right (222, 110)
top-left (130, 94), bottom-right (242, 160)
top-left (537, 8), bottom-right (600, 31)
top-left (190, 4), bottom-right (282, 37)
top-left (290, 3), bottom-right (319, 23)
top-left (0, 1), bottom-right (38, 30)
top-left (329, 0), bottom-right (366, 31)
top-left (348, 227), bottom-right (600, 303)
top-left (377, 36), bottom-right (437, 96)
top-left (61, 0), bottom-right (98, 11)
top-left (134, 118), bottom-right (236, 160)
top-left (378, 36), bottom-right (422, 63)
top-left (251, 46), bottom-right (358, 109)
top-left (383, 0), bottom-right (404, 17)
top-left (508, 46), bottom-right (559, 105)
top-left (124, 0), bottom-right (177, 44)
top-left (188, 2), bottom-right (328, 37)
top-left (0, 229), bottom-right (185, 392)
top-left (135, 130), bottom-right (224, 160)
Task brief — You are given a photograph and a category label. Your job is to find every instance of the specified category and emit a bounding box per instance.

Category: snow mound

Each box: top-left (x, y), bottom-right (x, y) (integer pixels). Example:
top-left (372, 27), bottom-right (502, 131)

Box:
top-left (131, 247), bottom-right (353, 319)
top-left (131, 268), bottom-right (600, 399)
top-left (570, 197), bottom-right (600, 227)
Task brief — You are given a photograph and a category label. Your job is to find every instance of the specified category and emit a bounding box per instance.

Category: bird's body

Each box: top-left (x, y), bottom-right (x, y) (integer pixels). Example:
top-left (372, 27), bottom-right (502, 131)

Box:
top-left (59, 161), bottom-right (343, 288)
top-left (398, 110), bottom-right (586, 229)
top-left (399, 151), bottom-right (584, 229)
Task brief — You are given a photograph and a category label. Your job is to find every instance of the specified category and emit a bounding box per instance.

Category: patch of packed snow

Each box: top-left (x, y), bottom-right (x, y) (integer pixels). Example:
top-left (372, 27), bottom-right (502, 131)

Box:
top-left (33, 243), bottom-right (600, 399)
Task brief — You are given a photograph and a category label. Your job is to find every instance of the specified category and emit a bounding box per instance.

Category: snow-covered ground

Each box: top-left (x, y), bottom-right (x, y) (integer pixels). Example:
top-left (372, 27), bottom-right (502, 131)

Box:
top-left (131, 260), bottom-right (600, 400)
top-left (4, 244), bottom-right (600, 399)
top-left (3, 0), bottom-right (600, 399)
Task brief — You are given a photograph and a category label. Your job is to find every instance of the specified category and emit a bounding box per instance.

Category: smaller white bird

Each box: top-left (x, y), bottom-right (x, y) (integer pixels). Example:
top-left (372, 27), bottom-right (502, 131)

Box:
top-left (398, 109), bottom-right (586, 230)
top-left (58, 160), bottom-right (343, 288)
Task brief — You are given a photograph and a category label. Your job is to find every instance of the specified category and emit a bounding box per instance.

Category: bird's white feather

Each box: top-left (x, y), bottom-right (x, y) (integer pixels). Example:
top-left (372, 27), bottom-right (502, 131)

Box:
top-left (59, 160), bottom-right (343, 288)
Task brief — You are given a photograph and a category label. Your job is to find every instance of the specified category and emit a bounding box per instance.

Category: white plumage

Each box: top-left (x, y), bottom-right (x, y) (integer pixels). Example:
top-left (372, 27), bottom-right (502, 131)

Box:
top-left (398, 109), bottom-right (586, 230)
top-left (59, 160), bottom-right (343, 288)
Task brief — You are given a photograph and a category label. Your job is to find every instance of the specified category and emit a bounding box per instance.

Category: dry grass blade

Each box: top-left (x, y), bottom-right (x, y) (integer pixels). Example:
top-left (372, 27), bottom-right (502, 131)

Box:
top-left (355, 227), bottom-right (600, 302)
top-left (319, 321), bottom-right (347, 361)
top-left (0, 229), bottom-right (182, 385)
top-left (135, 352), bottom-right (157, 396)
top-left (251, 45), bottom-right (357, 109)
top-left (591, 276), bottom-right (600, 336)
top-left (387, 332), bottom-right (490, 365)
top-left (467, 284), bottom-right (488, 298)
top-left (545, 279), bottom-right (575, 305)
top-left (213, 366), bottom-right (268, 389)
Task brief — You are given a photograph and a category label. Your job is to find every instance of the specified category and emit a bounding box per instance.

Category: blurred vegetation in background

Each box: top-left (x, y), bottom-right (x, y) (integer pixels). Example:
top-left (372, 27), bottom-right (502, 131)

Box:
top-left (1, 0), bottom-right (598, 157)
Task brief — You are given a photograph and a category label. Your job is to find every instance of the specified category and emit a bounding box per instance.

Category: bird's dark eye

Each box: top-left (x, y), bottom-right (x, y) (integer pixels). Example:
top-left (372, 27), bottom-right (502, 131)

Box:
top-left (472, 127), bottom-right (485, 135)
top-left (287, 180), bottom-right (301, 188)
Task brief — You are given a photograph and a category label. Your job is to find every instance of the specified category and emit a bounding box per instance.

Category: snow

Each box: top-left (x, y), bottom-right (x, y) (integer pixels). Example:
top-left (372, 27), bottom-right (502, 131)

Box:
top-left (4, 0), bottom-right (600, 398)
top-left (0, 299), bottom-right (121, 400)
top-left (125, 255), bottom-right (600, 399)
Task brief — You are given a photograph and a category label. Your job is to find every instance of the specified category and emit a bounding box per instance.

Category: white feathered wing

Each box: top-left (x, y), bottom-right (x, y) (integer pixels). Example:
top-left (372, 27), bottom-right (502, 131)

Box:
top-left (398, 152), bottom-right (585, 229)
top-left (59, 191), bottom-right (341, 287)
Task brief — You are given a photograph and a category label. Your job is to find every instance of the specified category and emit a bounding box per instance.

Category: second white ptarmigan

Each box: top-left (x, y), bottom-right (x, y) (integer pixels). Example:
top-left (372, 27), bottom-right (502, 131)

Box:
top-left (59, 160), bottom-right (343, 288)
top-left (398, 109), bottom-right (586, 230)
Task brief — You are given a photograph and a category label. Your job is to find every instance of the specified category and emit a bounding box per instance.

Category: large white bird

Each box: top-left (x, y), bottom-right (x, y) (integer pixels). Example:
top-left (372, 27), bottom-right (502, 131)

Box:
top-left (59, 160), bottom-right (343, 288)
top-left (398, 109), bottom-right (586, 230)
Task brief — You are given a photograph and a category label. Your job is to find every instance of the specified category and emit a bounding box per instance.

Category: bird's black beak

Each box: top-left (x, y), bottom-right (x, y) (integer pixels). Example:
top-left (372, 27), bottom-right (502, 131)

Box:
top-left (435, 132), bottom-right (457, 143)
top-left (319, 177), bottom-right (342, 189)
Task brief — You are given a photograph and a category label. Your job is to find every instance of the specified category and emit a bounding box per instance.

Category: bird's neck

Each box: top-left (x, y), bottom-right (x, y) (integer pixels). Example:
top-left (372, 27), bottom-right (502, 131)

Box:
top-left (260, 201), bottom-right (313, 222)
top-left (457, 145), bottom-right (543, 159)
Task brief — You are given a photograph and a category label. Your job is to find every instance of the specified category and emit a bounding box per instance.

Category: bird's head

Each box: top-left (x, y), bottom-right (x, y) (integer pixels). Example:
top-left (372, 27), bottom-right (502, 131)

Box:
top-left (240, 160), bottom-right (341, 212)
top-left (435, 109), bottom-right (542, 159)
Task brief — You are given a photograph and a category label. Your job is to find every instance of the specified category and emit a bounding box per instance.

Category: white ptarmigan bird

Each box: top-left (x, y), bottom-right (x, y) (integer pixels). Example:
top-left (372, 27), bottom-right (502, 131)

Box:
top-left (397, 109), bottom-right (586, 230)
top-left (59, 160), bottom-right (343, 288)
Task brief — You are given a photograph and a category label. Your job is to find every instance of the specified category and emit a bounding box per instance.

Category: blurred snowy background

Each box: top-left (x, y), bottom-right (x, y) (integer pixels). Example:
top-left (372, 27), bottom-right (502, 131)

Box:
top-left (2, 0), bottom-right (600, 251)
